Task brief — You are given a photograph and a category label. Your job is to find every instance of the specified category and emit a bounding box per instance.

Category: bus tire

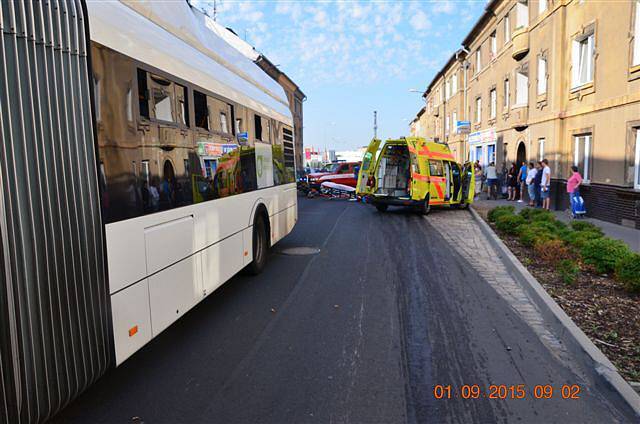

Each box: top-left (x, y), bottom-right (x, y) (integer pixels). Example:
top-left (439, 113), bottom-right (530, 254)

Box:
top-left (248, 213), bottom-right (269, 275)
top-left (375, 203), bottom-right (388, 212)
top-left (419, 196), bottom-right (431, 215)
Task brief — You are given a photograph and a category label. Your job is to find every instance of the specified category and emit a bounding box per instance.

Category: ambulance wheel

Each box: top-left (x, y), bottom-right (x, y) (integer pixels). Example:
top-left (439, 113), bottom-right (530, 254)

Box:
top-left (375, 203), bottom-right (388, 212)
top-left (458, 201), bottom-right (469, 210)
top-left (419, 197), bottom-right (431, 215)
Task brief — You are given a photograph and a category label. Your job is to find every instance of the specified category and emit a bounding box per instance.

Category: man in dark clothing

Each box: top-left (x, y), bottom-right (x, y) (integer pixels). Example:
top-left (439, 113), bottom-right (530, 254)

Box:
top-left (534, 161), bottom-right (543, 207)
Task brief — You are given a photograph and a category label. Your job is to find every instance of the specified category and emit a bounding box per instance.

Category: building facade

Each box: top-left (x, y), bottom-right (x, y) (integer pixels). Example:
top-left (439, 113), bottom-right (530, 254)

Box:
top-left (413, 0), bottom-right (640, 228)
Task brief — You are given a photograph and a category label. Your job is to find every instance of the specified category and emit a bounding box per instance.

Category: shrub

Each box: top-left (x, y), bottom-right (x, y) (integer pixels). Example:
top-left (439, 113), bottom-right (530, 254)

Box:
top-left (570, 221), bottom-right (603, 235)
top-left (615, 253), bottom-right (640, 293)
top-left (495, 214), bottom-right (526, 235)
top-left (518, 224), bottom-right (557, 247)
top-left (488, 206), bottom-right (515, 222)
top-left (534, 239), bottom-right (570, 263)
top-left (562, 230), bottom-right (603, 249)
top-left (530, 210), bottom-right (556, 223)
top-left (581, 237), bottom-right (632, 274)
top-left (558, 259), bottom-right (579, 285)
top-left (520, 208), bottom-right (554, 222)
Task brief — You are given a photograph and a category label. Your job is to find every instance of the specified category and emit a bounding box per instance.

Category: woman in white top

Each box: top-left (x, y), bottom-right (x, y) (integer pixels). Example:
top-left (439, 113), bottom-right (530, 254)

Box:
top-left (525, 162), bottom-right (537, 206)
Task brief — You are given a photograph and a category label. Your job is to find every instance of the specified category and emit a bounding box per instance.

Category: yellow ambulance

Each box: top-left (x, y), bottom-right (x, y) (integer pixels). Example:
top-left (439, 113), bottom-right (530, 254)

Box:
top-left (356, 137), bottom-right (475, 214)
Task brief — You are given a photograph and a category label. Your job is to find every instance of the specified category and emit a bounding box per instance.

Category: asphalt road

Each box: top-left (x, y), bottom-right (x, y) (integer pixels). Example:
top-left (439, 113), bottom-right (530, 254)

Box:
top-left (54, 196), bottom-right (635, 423)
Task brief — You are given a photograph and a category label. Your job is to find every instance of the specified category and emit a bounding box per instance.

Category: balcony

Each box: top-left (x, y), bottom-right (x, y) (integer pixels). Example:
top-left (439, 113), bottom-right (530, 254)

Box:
top-left (511, 105), bottom-right (529, 131)
top-left (511, 27), bottom-right (529, 61)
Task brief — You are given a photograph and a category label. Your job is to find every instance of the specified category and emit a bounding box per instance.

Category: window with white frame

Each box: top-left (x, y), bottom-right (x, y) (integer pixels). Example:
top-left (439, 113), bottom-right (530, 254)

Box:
top-left (574, 134), bottom-right (592, 181)
top-left (490, 88), bottom-right (497, 119)
top-left (451, 74), bottom-right (457, 93)
top-left (446, 115), bottom-right (450, 134)
top-left (515, 67), bottom-right (529, 106)
top-left (572, 30), bottom-right (595, 88)
top-left (491, 31), bottom-right (497, 58)
top-left (538, 138), bottom-right (545, 161)
top-left (476, 49), bottom-right (482, 73)
top-left (537, 56), bottom-right (547, 95)
top-left (635, 129), bottom-right (640, 189)
top-left (504, 14), bottom-right (511, 44)
top-left (538, 0), bottom-right (547, 15)
top-left (504, 78), bottom-right (510, 109)
top-left (475, 97), bottom-right (482, 123)
top-left (452, 111), bottom-right (458, 132)
top-left (634, 1), bottom-right (640, 66)
top-left (516, 0), bottom-right (529, 29)
top-left (445, 79), bottom-right (451, 100)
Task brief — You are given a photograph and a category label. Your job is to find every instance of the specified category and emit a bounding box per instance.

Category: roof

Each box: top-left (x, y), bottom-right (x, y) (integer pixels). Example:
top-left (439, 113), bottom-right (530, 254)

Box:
top-left (86, 0), bottom-right (292, 125)
top-left (416, 106), bottom-right (426, 118)
top-left (462, 0), bottom-right (500, 47)
top-left (422, 50), bottom-right (466, 98)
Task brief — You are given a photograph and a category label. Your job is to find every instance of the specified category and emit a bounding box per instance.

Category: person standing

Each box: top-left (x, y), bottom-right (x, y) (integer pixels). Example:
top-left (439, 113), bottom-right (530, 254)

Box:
top-left (534, 162), bottom-right (543, 207)
top-left (517, 161), bottom-right (528, 203)
top-left (567, 165), bottom-right (583, 218)
top-left (540, 158), bottom-right (552, 210)
top-left (526, 162), bottom-right (537, 207)
top-left (507, 163), bottom-right (518, 201)
top-left (485, 161), bottom-right (498, 200)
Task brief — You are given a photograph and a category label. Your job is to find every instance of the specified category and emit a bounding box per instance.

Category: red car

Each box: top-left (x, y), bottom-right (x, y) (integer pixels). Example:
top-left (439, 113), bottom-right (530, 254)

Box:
top-left (307, 162), bottom-right (361, 190)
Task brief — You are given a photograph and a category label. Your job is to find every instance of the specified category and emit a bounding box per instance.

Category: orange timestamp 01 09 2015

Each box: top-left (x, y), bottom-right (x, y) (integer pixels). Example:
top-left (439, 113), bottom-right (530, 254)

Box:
top-left (433, 384), bottom-right (581, 400)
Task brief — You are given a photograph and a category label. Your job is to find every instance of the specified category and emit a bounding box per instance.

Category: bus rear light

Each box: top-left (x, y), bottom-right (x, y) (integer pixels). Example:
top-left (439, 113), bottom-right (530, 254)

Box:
top-left (128, 325), bottom-right (138, 337)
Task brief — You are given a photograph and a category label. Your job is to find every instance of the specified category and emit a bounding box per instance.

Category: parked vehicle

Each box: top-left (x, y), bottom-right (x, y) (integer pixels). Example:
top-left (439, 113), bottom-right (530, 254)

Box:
top-left (356, 137), bottom-right (475, 214)
top-left (307, 161), bottom-right (360, 191)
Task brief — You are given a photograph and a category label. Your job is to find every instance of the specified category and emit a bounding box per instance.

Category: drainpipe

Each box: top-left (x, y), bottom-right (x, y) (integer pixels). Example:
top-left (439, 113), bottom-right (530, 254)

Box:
top-left (459, 47), bottom-right (470, 162)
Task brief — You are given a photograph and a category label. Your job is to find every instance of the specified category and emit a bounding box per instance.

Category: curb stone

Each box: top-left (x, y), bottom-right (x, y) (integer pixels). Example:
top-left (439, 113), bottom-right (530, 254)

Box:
top-left (469, 206), bottom-right (640, 418)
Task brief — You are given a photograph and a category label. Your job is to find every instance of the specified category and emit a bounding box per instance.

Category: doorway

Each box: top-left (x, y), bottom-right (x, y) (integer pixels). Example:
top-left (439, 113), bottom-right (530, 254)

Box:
top-left (516, 141), bottom-right (526, 165)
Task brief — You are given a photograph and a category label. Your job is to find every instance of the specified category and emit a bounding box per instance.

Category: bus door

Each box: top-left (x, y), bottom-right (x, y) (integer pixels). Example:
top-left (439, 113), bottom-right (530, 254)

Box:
top-left (356, 138), bottom-right (381, 195)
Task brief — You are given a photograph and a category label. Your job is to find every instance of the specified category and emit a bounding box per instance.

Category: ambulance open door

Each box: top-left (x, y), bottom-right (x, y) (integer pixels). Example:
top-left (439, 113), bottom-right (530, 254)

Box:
top-left (356, 138), bottom-right (382, 196)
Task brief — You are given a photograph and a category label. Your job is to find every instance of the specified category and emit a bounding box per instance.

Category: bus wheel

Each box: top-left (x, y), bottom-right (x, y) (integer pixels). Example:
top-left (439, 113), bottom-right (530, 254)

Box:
top-left (375, 203), bottom-right (388, 212)
top-left (419, 196), bottom-right (431, 215)
top-left (248, 214), bottom-right (269, 275)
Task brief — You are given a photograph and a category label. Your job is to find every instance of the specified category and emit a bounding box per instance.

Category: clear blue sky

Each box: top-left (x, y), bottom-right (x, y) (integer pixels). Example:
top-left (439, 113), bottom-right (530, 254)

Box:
top-left (195, 0), bottom-right (486, 151)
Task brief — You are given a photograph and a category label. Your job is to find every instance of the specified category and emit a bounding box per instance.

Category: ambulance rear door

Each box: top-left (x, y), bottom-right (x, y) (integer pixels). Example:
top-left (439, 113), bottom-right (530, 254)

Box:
top-left (461, 162), bottom-right (475, 204)
top-left (407, 138), bottom-right (429, 202)
top-left (356, 138), bottom-right (382, 195)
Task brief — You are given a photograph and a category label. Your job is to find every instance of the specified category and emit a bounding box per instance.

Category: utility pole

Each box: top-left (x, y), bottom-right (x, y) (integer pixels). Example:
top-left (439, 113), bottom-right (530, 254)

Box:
top-left (373, 111), bottom-right (378, 139)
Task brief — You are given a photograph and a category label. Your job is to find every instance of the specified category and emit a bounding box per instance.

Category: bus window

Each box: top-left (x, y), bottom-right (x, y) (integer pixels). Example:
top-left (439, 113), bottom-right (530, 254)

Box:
top-left (254, 114), bottom-right (262, 141)
top-left (194, 90), bottom-right (209, 130)
top-left (137, 68), bottom-right (149, 119)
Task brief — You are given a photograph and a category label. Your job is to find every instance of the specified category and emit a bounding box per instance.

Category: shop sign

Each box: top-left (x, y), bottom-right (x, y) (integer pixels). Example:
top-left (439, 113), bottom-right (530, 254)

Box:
top-left (468, 127), bottom-right (497, 145)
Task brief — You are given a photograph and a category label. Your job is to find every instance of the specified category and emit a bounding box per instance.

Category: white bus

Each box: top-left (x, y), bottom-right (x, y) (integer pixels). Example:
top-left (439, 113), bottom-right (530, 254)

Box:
top-left (92, 2), bottom-right (298, 364)
top-left (0, 1), bottom-right (297, 421)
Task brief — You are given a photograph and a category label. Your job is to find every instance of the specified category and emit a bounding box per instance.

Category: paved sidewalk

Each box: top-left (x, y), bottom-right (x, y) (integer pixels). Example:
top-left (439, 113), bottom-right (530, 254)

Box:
top-left (473, 197), bottom-right (640, 253)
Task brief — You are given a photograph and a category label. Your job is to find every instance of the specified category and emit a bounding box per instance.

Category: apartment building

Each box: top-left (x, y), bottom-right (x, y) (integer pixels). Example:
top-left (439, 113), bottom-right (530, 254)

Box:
top-left (413, 0), bottom-right (640, 228)
top-left (419, 52), bottom-right (469, 163)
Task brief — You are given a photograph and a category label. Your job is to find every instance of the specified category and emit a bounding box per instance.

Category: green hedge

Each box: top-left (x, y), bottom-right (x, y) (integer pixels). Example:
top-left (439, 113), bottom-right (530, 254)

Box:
top-left (488, 206), bottom-right (515, 222)
top-left (558, 259), bottom-right (579, 285)
top-left (615, 254), bottom-right (640, 293)
top-left (495, 214), bottom-right (526, 235)
top-left (581, 237), bottom-right (632, 274)
top-left (570, 221), bottom-right (604, 235)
